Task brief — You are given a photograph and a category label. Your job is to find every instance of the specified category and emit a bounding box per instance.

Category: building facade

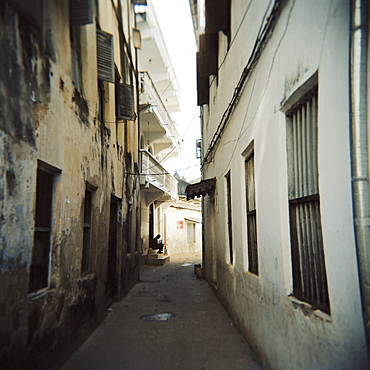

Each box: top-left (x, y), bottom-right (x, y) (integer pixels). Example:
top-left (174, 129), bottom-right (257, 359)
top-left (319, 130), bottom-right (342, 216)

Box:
top-left (136, 0), bottom-right (181, 257)
top-left (0, 0), bottom-right (142, 366)
top-left (189, 0), bottom-right (370, 368)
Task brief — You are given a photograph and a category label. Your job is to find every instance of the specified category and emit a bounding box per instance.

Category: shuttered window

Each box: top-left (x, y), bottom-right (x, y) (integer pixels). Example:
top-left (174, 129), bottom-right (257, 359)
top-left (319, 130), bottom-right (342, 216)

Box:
top-left (70, 0), bottom-right (93, 26)
top-left (205, 0), bottom-right (231, 37)
top-left (198, 33), bottom-right (218, 78)
top-left (245, 151), bottom-right (258, 275)
top-left (286, 89), bottom-right (330, 313)
top-left (197, 53), bottom-right (210, 105)
top-left (117, 83), bottom-right (134, 120)
top-left (97, 29), bottom-right (114, 83)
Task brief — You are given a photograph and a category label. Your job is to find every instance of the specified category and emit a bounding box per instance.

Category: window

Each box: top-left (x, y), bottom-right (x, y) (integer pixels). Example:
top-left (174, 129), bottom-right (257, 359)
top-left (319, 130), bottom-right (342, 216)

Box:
top-left (225, 171), bottom-right (233, 264)
top-left (69, 0), bottom-right (93, 26)
top-left (81, 187), bottom-right (93, 274)
top-left (245, 151), bottom-right (258, 275)
top-left (70, 24), bottom-right (83, 92)
top-left (187, 222), bottom-right (196, 243)
top-left (97, 29), bottom-right (114, 83)
top-left (69, 0), bottom-right (93, 91)
top-left (286, 88), bottom-right (330, 313)
top-left (29, 163), bottom-right (58, 293)
top-left (117, 83), bottom-right (134, 120)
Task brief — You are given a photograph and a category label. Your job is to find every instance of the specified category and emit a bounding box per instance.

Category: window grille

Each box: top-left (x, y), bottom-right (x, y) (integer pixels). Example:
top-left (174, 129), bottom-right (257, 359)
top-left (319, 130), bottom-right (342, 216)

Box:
top-left (69, 0), bottom-right (93, 26)
top-left (245, 151), bottom-right (258, 275)
top-left (286, 89), bottom-right (330, 313)
top-left (97, 29), bottom-right (114, 83)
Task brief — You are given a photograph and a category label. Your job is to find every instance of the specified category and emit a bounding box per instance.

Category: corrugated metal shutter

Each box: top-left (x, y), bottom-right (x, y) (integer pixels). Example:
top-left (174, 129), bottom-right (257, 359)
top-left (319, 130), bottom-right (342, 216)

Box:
top-left (97, 29), bottom-right (114, 83)
top-left (132, 0), bottom-right (147, 4)
top-left (70, 0), bottom-right (93, 26)
top-left (118, 83), bottom-right (134, 120)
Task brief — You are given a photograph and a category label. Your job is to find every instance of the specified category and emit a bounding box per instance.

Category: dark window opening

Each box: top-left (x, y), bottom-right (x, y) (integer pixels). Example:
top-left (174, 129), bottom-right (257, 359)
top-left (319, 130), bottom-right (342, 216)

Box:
top-left (226, 171), bottom-right (233, 264)
top-left (245, 151), bottom-right (258, 275)
top-left (81, 188), bottom-right (92, 274)
top-left (29, 167), bottom-right (54, 293)
top-left (106, 198), bottom-right (120, 303)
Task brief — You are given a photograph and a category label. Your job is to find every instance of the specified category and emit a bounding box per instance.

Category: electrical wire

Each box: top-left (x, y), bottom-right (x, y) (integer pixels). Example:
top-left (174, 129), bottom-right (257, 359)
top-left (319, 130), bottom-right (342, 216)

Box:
top-left (202, 0), bottom-right (287, 168)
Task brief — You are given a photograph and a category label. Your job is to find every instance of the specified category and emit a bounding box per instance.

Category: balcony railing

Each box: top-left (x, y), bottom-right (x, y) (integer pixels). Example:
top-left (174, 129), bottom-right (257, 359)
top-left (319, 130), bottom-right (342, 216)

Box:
top-left (140, 149), bottom-right (178, 200)
top-left (139, 71), bottom-right (180, 146)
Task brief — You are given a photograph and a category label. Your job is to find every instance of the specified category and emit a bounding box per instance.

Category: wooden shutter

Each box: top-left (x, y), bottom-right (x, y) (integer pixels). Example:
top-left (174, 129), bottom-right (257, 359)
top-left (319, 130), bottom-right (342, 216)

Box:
top-left (205, 0), bottom-right (231, 35)
top-left (70, 0), bottom-right (93, 26)
top-left (198, 33), bottom-right (218, 78)
top-left (197, 53), bottom-right (210, 105)
top-left (97, 29), bottom-right (114, 83)
top-left (118, 83), bottom-right (134, 120)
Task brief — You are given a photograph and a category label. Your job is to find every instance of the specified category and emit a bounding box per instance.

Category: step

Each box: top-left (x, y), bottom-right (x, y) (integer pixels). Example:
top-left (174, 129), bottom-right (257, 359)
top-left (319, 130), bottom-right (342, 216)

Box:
top-left (145, 255), bottom-right (170, 266)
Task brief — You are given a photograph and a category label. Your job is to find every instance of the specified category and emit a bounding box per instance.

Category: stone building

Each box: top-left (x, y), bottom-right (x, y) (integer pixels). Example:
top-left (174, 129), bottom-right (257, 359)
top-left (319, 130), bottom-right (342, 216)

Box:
top-left (189, 0), bottom-right (370, 368)
top-left (0, 0), bottom-right (142, 366)
top-left (136, 0), bottom-right (181, 257)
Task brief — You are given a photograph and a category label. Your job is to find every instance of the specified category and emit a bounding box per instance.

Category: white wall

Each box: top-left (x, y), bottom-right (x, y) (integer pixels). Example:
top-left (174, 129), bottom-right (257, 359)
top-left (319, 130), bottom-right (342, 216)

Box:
top-left (202, 0), bottom-right (368, 368)
top-left (164, 198), bottom-right (202, 255)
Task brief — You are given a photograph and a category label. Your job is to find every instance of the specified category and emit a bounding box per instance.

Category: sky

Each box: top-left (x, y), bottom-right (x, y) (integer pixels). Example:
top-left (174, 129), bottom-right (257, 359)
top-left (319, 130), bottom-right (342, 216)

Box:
top-left (151, 0), bottom-right (201, 182)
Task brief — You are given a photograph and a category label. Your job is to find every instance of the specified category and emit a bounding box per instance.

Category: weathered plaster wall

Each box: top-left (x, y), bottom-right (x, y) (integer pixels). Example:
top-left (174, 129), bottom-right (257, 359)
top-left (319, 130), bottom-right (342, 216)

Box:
top-left (164, 198), bottom-right (202, 255)
top-left (0, 1), bottom-right (141, 367)
top-left (202, 0), bottom-right (368, 368)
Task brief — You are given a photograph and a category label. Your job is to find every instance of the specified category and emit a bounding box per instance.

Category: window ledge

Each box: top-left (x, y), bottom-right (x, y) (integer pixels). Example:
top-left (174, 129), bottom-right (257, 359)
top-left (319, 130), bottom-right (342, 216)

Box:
top-left (289, 297), bottom-right (332, 323)
top-left (28, 288), bottom-right (56, 301)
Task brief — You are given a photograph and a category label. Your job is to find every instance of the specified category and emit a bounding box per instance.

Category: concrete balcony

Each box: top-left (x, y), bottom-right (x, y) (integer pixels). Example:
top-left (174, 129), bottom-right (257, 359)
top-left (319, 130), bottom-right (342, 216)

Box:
top-left (140, 149), bottom-right (178, 205)
top-left (139, 72), bottom-right (181, 159)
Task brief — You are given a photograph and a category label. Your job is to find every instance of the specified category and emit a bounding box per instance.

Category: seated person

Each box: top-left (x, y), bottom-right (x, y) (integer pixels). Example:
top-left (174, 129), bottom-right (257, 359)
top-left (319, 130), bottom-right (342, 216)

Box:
top-left (150, 234), bottom-right (164, 253)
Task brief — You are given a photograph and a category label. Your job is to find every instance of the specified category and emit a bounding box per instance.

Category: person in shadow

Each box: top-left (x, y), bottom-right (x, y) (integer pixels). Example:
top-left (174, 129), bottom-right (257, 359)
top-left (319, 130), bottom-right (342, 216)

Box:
top-left (150, 234), bottom-right (164, 253)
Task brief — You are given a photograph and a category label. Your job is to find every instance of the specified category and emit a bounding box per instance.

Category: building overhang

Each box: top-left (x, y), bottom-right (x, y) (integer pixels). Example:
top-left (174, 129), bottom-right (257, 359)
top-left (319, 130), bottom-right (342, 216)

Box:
top-left (186, 178), bottom-right (216, 200)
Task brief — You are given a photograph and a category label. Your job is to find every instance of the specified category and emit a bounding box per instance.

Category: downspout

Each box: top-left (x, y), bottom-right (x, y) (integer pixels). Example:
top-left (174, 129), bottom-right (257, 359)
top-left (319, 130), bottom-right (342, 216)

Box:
top-left (350, 0), bottom-right (370, 350)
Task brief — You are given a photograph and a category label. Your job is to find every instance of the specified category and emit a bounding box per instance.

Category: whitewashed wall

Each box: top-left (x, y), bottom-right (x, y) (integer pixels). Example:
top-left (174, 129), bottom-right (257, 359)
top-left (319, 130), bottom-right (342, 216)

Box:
top-left (202, 0), bottom-right (368, 368)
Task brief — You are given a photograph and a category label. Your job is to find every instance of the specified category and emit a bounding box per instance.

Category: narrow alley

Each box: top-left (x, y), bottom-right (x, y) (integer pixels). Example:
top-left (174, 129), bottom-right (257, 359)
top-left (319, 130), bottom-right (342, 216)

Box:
top-left (62, 253), bottom-right (262, 370)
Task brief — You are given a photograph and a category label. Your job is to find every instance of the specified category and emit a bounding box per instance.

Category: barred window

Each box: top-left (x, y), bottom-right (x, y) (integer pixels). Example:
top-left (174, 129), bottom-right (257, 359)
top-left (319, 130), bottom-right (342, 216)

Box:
top-left (286, 88), bottom-right (330, 313)
top-left (245, 151), bottom-right (258, 275)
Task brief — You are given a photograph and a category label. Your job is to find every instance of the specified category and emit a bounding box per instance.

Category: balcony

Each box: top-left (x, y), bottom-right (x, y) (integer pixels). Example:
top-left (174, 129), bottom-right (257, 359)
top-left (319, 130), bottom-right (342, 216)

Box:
top-left (139, 72), bottom-right (180, 158)
top-left (140, 149), bottom-right (178, 205)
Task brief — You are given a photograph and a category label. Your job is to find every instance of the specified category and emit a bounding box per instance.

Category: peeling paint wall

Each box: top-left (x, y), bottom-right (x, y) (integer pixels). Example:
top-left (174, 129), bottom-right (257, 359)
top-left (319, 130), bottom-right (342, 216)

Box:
top-left (0, 0), bottom-right (141, 367)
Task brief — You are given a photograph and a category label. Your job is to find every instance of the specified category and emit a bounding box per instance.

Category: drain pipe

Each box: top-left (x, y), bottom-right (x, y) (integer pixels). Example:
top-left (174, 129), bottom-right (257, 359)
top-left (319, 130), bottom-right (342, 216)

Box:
top-left (350, 0), bottom-right (370, 350)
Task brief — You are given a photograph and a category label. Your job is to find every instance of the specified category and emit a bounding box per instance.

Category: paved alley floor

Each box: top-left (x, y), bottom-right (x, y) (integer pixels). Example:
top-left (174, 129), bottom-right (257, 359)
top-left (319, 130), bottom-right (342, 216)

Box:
top-left (62, 253), bottom-right (262, 370)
